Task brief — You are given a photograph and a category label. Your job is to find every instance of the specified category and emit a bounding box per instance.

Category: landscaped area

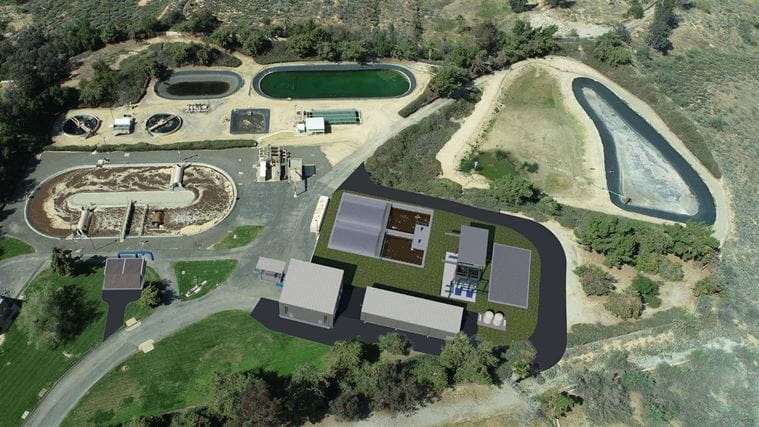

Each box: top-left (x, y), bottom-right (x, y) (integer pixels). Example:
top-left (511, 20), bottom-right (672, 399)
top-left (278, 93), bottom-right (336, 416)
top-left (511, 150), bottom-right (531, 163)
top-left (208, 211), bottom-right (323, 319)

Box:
top-left (0, 265), bottom-right (159, 426)
top-left (0, 236), bottom-right (35, 261)
top-left (61, 311), bottom-right (330, 427)
top-left (210, 225), bottom-right (264, 249)
top-left (313, 191), bottom-right (541, 345)
top-left (174, 260), bottom-right (238, 300)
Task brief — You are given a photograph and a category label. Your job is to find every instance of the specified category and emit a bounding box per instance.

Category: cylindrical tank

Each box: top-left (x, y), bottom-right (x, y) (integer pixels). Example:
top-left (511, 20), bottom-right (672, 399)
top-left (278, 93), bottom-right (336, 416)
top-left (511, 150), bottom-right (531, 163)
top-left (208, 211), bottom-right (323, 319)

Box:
top-left (483, 310), bottom-right (494, 325)
top-left (493, 312), bottom-right (505, 327)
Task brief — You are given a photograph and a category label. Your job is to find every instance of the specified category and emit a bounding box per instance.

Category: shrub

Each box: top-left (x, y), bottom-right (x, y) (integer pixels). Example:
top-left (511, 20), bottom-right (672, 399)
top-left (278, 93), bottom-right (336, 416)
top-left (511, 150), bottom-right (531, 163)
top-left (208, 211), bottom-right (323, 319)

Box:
top-left (539, 390), bottom-right (579, 419)
top-left (329, 390), bottom-right (365, 421)
top-left (398, 89), bottom-right (435, 118)
top-left (439, 333), bottom-right (498, 384)
top-left (657, 257), bottom-right (684, 281)
top-left (592, 32), bottom-right (632, 66)
top-left (693, 275), bottom-right (723, 296)
top-left (428, 63), bottom-right (469, 97)
top-left (378, 332), bottom-right (410, 356)
top-left (139, 281), bottom-right (161, 308)
top-left (488, 174), bottom-right (534, 207)
top-left (627, 0), bottom-right (645, 19)
top-left (574, 264), bottom-right (617, 296)
top-left (604, 291), bottom-right (643, 319)
top-left (632, 274), bottom-right (661, 308)
top-left (51, 247), bottom-right (79, 276)
top-left (408, 355), bottom-right (449, 392)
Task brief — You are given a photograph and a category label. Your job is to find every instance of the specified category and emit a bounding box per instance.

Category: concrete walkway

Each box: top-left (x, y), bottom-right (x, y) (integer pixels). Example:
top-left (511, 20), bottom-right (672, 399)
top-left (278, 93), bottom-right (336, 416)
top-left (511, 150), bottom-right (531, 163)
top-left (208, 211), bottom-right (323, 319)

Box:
top-left (24, 97), bottom-right (452, 427)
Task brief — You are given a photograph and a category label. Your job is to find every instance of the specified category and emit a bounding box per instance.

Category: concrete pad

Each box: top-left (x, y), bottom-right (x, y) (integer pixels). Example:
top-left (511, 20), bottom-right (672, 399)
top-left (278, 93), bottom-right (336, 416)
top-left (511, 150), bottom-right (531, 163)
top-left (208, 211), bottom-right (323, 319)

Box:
top-left (68, 189), bottom-right (196, 209)
top-left (138, 339), bottom-right (155, 353)
top-left (21, 411), bottom-right (29, 420)
top-left (126, 320), bottom-right (141, 331)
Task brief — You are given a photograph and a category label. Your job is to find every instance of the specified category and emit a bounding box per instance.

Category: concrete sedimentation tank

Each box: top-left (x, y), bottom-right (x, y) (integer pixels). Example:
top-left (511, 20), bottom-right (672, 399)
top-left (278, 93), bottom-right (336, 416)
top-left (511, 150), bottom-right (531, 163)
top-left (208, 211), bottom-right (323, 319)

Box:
top-left (146, 113), bottom-right (182, 135)
top-left (62, 114), bottom-right (101, 137)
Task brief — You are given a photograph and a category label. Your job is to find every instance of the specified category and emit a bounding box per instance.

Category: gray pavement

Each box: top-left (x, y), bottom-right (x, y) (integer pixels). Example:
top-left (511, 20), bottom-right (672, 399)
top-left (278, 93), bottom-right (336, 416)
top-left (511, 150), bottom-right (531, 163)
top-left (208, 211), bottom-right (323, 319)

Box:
top-left (22, 97), bottom-right (451, 426)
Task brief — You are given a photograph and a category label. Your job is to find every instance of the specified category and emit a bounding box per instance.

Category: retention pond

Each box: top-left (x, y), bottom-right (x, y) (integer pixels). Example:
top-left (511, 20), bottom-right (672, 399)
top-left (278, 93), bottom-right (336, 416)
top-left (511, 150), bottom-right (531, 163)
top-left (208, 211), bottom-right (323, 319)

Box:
top-left (573, 78), bottom-right (716, 224)
top-left (253, 64), bottom-right (414, 99)
top-left (154, 70), bottom-right (243, 100)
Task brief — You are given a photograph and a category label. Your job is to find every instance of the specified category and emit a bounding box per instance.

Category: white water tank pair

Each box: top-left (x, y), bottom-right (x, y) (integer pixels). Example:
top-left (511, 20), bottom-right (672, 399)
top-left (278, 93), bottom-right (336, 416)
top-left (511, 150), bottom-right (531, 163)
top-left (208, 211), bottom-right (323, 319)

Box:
top-left (481, 310), bottom-right (505, 326)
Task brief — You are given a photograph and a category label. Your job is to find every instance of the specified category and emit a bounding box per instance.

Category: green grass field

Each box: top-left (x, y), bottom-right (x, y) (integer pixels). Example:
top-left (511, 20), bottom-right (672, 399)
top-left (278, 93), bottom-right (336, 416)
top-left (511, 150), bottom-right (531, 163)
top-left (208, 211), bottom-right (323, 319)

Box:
top-left (62, 311), bottom-right (330, 426)
top-left (473, 151), bottom-right (519, 181)
top-left (0, 236), bottom-right (34, 262)
top-left (174, 260), bottom-right (238, 300)
top-left (211, 225), bottom-right (264, 249)
top-left (313, 191), bottom-right (541, 345)
top-left (0, 266), bottom-right (159, 427)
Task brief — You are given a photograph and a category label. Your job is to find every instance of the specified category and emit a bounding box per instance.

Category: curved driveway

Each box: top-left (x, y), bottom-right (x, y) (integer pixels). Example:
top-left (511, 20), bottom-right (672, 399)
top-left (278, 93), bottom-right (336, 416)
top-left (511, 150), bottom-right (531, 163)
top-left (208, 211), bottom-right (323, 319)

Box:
top-left (23, 98), bottom-right (452, 426)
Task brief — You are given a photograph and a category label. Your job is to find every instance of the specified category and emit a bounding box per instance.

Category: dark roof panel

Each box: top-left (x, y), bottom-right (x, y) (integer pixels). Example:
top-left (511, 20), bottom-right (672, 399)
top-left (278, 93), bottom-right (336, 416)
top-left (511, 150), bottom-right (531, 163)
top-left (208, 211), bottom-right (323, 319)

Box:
top-left (488, 244), bottom-right (531, 308)
top-left (458, 225), bottom-right (489, 267)
top-left (103, 258), bottom-right (147, 290)
top-left (328, 193), bottom-right (390, 258)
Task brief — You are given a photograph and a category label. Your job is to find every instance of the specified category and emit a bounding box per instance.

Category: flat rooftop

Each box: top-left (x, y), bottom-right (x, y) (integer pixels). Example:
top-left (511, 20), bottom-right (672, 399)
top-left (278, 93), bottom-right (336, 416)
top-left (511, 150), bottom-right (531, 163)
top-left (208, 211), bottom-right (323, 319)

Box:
top-left (280, 259), bottom-right (344, 314)
top-left (103, 258), bottom-right (147, 290)
top-left (488, 244), bottom-right (532, 308)
top-left (328, 193), bottom-right (390, 258)
top-left (458, 225), bottom-right (489, 267)
top-left (361, 287), bottom-right (464, 336)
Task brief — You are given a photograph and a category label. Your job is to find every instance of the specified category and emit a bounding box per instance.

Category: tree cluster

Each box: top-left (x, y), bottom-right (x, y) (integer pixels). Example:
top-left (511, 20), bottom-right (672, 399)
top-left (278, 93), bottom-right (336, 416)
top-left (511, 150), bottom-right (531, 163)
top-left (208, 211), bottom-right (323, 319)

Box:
top-left (574, 264), bottom-right (617, 296)
top-left (646, 0), bottom-right (678, 54)
top-left (574, 214), bottom-right (719, 269)
top-left (17, 282), bottom-right (97, 347)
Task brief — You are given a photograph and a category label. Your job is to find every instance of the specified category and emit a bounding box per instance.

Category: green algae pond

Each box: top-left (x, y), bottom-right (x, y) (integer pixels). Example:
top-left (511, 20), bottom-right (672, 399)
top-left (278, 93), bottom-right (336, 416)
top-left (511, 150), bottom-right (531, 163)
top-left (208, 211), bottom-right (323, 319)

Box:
top-left (255, 65), bottom-right (414, 99)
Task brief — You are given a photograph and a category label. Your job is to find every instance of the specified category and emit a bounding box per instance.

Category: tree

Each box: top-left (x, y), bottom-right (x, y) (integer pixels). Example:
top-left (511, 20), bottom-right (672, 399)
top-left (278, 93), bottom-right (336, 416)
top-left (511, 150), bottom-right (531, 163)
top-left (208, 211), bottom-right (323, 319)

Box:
top-left (428, 63), bottom-right (469, 97)
top-left (573, 368), bottom-right (633, 424)
top-left (539, 390), bottom-right (578, 419)
top-left (50, 247), bottom-right (78, 276)
top-left (656, 257), bottom-right (684, 282)
top-left (604, 291), bottom-right (644, 319)
top-left (664, 222), bottom-right (719, 262)
top-left (339, 40), bottom-right (369, 62)
top-left (592, 32), bottom-right (632, 66)
top-left (627, 0), bottom-right (645, 19)
top-left (210, 26), bottom-right (239, 51)
top-left (240, 29), bottom-right (272, 56)
top-left (489, 174), bottom-right (534, 207)
top-left (631, 274), bottom-right (661, 308)
top-left (574, 215), bottom-right (639, 267)
top-left (237, 376), bottom-right (283, 425)
top-left (175, 10), bottom-right (220, 34)
top-left (511, 359), bottom-right (531, 381)
top-left (317, 41), bottom-right (340, 61)
top-left (574, 264), bottom-right (617, 296)
top-left (546, 0), bottom-right (566, 7)
top-left (367, 361), bottom-right (430, 415)
top-left (17, 283), bottom-right (94, 347)
top-left (209, 371), bottom-right (250, 419)
top-left (140, 281), bottom-right (161, 308)
top-left (408, 355), bottom-right (449, 392)
top-left (378, 332), bottom-right (410, 355)
top-left (326, 339), bottom-right (365, 376)
top-left (500, 20), bottom-right (559, 64)
top-left (440, 333), bottom-right (498, 384)
top-left (286, 364), bottom-right (330, 423)
top-left (646, 0), bottom-right (677, 54)
top-left (693, 275), bottom-right (722, 296)
top-left (510, 0), bottom-right (530, 13)
top-left (329, 390), bottom-right (365, 421)
top-left (472, 21), bottom-right (500, 53)
top-left (171, 407), bottom-right (214, 427)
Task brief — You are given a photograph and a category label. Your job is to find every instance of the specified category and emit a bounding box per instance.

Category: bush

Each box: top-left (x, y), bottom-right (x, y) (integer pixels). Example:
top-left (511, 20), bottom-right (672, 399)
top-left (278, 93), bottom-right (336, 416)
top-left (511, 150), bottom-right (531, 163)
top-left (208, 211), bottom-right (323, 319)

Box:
top-left (574, 264), bottom-right (617, 296)
top-left (378, 333), bottom-right (410, 355)
top-left (488, 174), bottom-right (534, 208)
top-left (51, 247), bottom-right (79, 276)
top-left (140, 281), bottom-right (161, 308)
top-left (592, 32), bottom-right (632, 66)
top-left (693, 275), bottom-right (722, 296)
top-left (657, 257), bottom-right (684, 281)
top-left (632, 274), bottom-right (661, 308)
top-left (329, 390), bottom-right (365, 421)
top-left (408, 355), bottom-right (449, 392)
top-left (398, 89), bottom-right (436, 118)
top-left (439, 333), bottom-right (498, 384)
top-left (539, 390), bottom-right (579, 419)
top-left (627, 0), bottom-right (645, 19)
top-left (428, 64), bottom-right (469, 97)
top-left (604, 291), bottom-right (643, 319)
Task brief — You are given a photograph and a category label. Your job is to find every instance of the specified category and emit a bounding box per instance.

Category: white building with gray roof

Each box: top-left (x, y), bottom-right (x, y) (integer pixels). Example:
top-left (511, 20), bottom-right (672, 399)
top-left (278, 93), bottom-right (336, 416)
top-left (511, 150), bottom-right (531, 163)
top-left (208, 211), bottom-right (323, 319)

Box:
top-left (278, 259), bottom-right (344, 328)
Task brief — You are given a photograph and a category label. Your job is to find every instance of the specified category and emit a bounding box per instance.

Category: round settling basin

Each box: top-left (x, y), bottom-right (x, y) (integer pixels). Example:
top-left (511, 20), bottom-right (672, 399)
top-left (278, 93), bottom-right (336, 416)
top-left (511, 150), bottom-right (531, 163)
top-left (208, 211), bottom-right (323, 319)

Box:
top-left (62, 114), bottom-right (101, 137)
top-left (146, 113), bottom-right (183, 135)
top-left (154, 70), bottom-right (243, 100)
top-left (253, 64), bottom-right (415, 99)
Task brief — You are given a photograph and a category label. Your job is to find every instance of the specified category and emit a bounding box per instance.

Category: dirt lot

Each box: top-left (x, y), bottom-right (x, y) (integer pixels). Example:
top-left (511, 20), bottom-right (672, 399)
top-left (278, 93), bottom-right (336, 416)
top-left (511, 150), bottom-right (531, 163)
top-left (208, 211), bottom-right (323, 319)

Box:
top-left (26, 164), bottom-right (235, 238)
top-left (382, 235), bottom-right (425, 266)
top-left (387, 208), bottom-right (431, 234)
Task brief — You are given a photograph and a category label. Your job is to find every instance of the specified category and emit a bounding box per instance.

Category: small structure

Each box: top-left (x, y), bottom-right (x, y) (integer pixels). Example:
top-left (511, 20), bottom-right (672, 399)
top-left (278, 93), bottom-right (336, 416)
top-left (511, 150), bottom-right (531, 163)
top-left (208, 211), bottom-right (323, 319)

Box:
top-left (76, 208), bottom-right (93, 236)
top-left (311, 195), bottom-right (329, 233)
top-left (169, 164), bottom-right (185, 189)
top-left (103, 257), bottom-right (147, 290)
top-left (111, 116), bottom-right (135, 136)
top-left (230, 108), bottom-right (270, 134)
top-left (328, 193), bottom-right (390, 258)
top-left (360, 287), bottom-right (463, 340)
top-left (256, 257), bottom-right (286, 283)
top-left (257, 145), bottom-right (290, 182)
top-left (278, 259), bottom-right (344, 328)
top-left (489, 244), bottom-right (532, 309)
top-left (0, 297), bottom-right (21, 334)
top-left (308, 109), bottom-right (361, 125)
top-left (305, 117), bottom-right (325, 134)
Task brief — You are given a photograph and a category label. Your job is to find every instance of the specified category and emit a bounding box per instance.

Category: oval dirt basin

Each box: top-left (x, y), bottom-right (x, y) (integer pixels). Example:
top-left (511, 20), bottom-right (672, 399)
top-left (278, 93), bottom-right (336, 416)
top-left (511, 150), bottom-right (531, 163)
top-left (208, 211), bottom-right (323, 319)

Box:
top-left (154, 70), bottom-right (243, 100)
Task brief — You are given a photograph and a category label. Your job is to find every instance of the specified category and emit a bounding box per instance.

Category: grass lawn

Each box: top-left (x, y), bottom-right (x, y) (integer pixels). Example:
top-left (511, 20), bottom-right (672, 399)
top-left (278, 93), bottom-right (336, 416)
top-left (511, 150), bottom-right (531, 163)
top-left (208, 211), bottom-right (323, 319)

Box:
top-left (210, 225), bottom-right (264, 249)
top-left (313, 191), bottom-right (541, 345)
top-left (0, 236), bottom-right (35, 262)
top-left (479, 65), bottom-right (588, 197)
top-left (174, 260), bottom-right (237, 300)
top-left (62, 311), bottom-right (330, 426)
top-left (472, 150), bottom-right (519, 181)
top-left (0, 266), bottom-right (159, 427)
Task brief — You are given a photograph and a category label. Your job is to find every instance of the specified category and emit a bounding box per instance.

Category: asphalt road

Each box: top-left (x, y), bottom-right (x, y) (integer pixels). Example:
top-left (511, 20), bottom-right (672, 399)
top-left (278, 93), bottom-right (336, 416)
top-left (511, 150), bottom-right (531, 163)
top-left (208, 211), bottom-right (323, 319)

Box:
top-left (21, 97), bottom-right (452, 426)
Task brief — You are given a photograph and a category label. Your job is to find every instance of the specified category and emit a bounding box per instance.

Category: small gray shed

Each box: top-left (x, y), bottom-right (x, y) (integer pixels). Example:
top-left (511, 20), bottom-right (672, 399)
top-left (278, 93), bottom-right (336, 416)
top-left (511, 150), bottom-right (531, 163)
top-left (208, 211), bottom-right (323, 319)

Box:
top-left (360, 287), bottom-right (463, 340)
top-left (103, 258), bottom-right (147, 290)
top-left (279, 259), bottom-right (344, 328)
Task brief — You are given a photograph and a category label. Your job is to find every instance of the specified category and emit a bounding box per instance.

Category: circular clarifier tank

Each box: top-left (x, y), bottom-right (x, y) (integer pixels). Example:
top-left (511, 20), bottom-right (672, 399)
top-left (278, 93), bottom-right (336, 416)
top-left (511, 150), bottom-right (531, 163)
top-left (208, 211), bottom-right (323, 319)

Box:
top-left (62, 114), bottom-right (101, 137)
top-left (146, 113), bottom-right (183, 135)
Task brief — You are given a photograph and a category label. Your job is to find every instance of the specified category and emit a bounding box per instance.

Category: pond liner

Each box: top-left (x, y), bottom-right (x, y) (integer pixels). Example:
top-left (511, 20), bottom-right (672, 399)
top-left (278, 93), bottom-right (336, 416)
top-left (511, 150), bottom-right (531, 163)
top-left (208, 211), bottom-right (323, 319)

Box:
top-left (154, 70), bottom-right (244, 100)
top-left (251, 63), bottom-right (416, 99)
top-left (572, 77), bottom-right (716, 225)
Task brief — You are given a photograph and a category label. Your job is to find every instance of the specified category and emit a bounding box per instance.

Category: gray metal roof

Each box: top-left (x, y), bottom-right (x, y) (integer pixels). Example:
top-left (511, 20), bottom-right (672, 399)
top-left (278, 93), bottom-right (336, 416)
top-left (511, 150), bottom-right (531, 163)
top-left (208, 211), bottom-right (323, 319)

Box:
top-left (328, 193), bottom-right (390, 258)
top-left (256, 257), bottom-right (286, 275)
top-left (280, 259), bottom-right (343, 314)
top-left (361, 287), bottom-right (464, 335)
top-left (103, 258), bottom-right (147, 290)
top-left (458, 225), bottom-right (489, 267)
top-left (488, 244), bottom-right (532, 308)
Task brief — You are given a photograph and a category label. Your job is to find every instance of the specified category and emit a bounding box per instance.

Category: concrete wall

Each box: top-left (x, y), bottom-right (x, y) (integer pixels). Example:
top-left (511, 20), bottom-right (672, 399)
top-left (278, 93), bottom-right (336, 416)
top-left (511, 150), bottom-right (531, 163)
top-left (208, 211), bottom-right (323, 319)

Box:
top-left (360, 312), bottom-right (457, 340)
top-left (279, 303), bottom-right (334, 328)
